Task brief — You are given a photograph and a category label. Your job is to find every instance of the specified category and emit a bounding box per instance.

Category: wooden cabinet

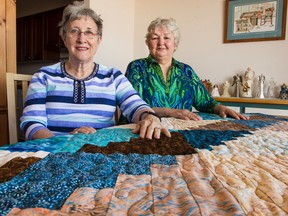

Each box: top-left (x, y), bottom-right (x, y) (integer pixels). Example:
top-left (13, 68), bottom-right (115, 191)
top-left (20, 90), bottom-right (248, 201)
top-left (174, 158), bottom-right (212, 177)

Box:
top-left (17, 13), bottom-right (44, 61)
top-left (0, 0), bottom-right (16, 145)
top-left (17, 7), bottom-right (65, 62)
top-left (43, 7), bottom-right (66, 61)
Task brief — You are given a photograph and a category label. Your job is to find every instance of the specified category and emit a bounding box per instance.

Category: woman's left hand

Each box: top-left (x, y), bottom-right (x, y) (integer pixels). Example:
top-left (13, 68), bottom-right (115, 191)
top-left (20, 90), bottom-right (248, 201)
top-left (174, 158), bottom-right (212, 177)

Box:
top-left (215, 105), bottom-right (249, 120)
top-left (133, 115), bottom-right (171, 139)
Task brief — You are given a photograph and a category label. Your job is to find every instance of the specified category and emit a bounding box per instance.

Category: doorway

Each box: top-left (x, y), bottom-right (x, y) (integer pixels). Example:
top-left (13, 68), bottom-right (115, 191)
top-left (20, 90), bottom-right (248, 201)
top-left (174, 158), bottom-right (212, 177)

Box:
top-left (16, 0), bottom-right (72, 75)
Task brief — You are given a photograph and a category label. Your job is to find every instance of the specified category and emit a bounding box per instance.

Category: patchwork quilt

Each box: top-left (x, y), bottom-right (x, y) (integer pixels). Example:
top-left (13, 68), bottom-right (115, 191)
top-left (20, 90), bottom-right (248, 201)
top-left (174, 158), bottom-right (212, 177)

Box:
top-left (0, 113), bottom-right (287, 216)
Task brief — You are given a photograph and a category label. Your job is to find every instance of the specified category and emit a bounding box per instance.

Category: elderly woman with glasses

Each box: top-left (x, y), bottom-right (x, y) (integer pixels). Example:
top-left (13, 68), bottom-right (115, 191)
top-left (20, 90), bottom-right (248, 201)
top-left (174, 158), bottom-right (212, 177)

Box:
top-left (125, 18), bottom-right (248, 121)
top-left (20, 1), bottom-right (170, 140)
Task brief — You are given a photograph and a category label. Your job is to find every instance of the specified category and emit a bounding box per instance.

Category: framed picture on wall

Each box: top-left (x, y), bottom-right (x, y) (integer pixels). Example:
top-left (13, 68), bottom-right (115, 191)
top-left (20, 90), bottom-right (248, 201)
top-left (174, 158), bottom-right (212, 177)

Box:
top-left (224, 0), bottom-right (287, 43)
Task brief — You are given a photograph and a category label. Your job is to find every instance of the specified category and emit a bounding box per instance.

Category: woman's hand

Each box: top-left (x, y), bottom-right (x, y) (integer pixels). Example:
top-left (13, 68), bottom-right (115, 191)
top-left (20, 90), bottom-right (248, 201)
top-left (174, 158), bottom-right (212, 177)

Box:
top-left (153, 107), bottom-right (202, 121)
top-left (214, 104), bottom-right (249, 120)
top-left (70, 126), bottom-right (96, 134)
top-left (133, 114), bottom-right (171, 139)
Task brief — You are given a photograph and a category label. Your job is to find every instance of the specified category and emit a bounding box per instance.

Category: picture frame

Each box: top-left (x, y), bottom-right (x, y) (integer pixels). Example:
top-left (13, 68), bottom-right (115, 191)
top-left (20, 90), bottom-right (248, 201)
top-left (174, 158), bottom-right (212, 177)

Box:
top-left (224, 0), bottom-right (287, 43)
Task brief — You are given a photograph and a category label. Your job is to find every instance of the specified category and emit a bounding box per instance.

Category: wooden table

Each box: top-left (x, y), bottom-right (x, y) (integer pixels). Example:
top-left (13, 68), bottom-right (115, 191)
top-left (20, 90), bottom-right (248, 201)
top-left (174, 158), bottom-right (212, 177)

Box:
top-left (0, 113), bottom-right (287, 215)
top-left (213, 97), bottom-right (288, 113)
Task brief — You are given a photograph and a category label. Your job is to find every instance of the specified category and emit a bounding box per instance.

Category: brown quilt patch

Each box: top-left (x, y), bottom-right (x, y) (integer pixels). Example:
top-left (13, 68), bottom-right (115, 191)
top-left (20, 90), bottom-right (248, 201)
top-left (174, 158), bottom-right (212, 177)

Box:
top-left (78, 132), bottom-right (197, 155)
top-left (0, 157), bottom-right (41, 183)
top-left (249, 114), bottom-right (280, 120)
top-left (195, 121), bottom-right (255, 131)
top-left (249, 114), bottom-right (271, 121)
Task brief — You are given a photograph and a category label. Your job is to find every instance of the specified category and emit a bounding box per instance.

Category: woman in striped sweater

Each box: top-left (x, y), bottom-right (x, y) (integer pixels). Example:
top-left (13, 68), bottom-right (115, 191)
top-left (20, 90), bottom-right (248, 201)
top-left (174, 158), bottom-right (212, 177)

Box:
top-left (20, 1), bottom-right (170, 140)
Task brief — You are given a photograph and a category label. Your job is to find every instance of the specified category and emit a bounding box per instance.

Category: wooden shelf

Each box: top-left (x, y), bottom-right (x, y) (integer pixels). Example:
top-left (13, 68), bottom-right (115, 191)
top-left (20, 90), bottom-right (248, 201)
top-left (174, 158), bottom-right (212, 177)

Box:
top-left (213, 97), bottom-right (288, 113)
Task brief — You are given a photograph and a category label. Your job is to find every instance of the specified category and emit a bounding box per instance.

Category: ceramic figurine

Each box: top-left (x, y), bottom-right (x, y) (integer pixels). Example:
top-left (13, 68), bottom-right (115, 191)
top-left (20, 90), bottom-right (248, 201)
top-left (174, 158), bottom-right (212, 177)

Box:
top-left (256, 74), bottom-right (265, 98)
top-left (279, 83), bottom-right (288, 100)
top-left (267, 77), bottom-right (276, 98)
top-left (201, 79), bottom-right (213, 95)
top-left (206, 79), bottom-right (213, 95)
top-left (221, 81), bottom-right (231, 97)
top-left (211, 85), bottom-right (220, 97)
top-left (232, 74), bottom-right (241, 97)
top-left (241, 67), bottom-right (255, 97)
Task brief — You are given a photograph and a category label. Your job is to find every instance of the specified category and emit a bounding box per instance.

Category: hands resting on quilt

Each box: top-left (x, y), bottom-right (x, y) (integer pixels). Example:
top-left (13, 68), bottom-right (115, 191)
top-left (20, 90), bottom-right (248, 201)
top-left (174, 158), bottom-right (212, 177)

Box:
top-left (148, 106), bottom-right (249, 121)
top-left (69, 119), bottom-right (170, 139)
top-left (32, 120), bottom-right (170, 140)
top-left (70, 113), bottom-right (171, 140)
top-left (69, 115), bottom-right (170, 140)
top-left (31, 105), bottom-right (244, 140)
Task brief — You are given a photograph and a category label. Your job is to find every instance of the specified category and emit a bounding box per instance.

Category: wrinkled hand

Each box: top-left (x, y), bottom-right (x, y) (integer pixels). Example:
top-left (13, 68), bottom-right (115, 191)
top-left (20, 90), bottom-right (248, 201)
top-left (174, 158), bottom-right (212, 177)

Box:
top-left (133, 115), bottom-right (171, 139)
top-left (70, 126), bottom-right (96, 134)
top-left (215, 105), bottom-right (249, 120)
top-left (168, 109), bottom-right (202, 121)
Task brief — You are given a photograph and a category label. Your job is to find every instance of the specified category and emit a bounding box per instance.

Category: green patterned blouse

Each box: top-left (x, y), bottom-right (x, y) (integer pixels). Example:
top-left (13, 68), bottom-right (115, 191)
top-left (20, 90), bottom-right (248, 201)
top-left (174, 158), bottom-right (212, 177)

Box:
top-left (125, 55), bottom-right (219, 113)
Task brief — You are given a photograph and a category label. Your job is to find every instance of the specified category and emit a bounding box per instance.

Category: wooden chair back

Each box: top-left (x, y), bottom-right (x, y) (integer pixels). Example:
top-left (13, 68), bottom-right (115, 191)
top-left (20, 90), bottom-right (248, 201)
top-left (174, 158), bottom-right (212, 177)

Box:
top-left (6, 72), bottom-right (32, 144)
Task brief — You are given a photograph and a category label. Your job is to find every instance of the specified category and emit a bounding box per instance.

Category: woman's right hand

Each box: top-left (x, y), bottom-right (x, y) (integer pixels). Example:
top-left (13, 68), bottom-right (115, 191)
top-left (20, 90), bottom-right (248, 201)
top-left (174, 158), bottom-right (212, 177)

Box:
top-left (70, 126), bottom-right (96, 134)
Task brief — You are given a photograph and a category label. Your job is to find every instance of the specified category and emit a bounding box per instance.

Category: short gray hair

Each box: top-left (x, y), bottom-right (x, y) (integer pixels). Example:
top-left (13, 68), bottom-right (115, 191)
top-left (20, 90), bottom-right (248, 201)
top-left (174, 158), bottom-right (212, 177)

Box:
top-left (145, 17), bottom-right (181, 48)
top-left (58, 1), bottom-right (103, 38)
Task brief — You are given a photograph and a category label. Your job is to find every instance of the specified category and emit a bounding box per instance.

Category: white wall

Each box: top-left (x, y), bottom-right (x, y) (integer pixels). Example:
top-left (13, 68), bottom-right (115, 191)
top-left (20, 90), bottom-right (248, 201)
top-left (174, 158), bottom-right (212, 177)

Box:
top-left (91, 0), bottom-right (288, 115)
top-left (89, 0), bottom-right (135, 73)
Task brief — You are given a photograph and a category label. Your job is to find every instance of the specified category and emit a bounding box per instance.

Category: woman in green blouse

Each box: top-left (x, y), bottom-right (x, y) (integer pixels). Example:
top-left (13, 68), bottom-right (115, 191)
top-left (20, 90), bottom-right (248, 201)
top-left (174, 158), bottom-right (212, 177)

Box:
top-left (126, 17), bottom-right (248, 121)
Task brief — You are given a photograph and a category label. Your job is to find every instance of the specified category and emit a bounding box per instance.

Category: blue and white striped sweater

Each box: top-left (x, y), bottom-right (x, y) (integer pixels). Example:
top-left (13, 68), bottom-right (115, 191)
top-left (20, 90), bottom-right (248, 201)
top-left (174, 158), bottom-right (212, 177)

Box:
top-left (20, 62), bottom-right (151, 140)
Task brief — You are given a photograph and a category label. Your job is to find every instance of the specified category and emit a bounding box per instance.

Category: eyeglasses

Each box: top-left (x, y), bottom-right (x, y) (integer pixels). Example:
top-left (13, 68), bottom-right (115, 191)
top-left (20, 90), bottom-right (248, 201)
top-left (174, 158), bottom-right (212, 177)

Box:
top-left (66, 28), bottom-right (99, 39)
